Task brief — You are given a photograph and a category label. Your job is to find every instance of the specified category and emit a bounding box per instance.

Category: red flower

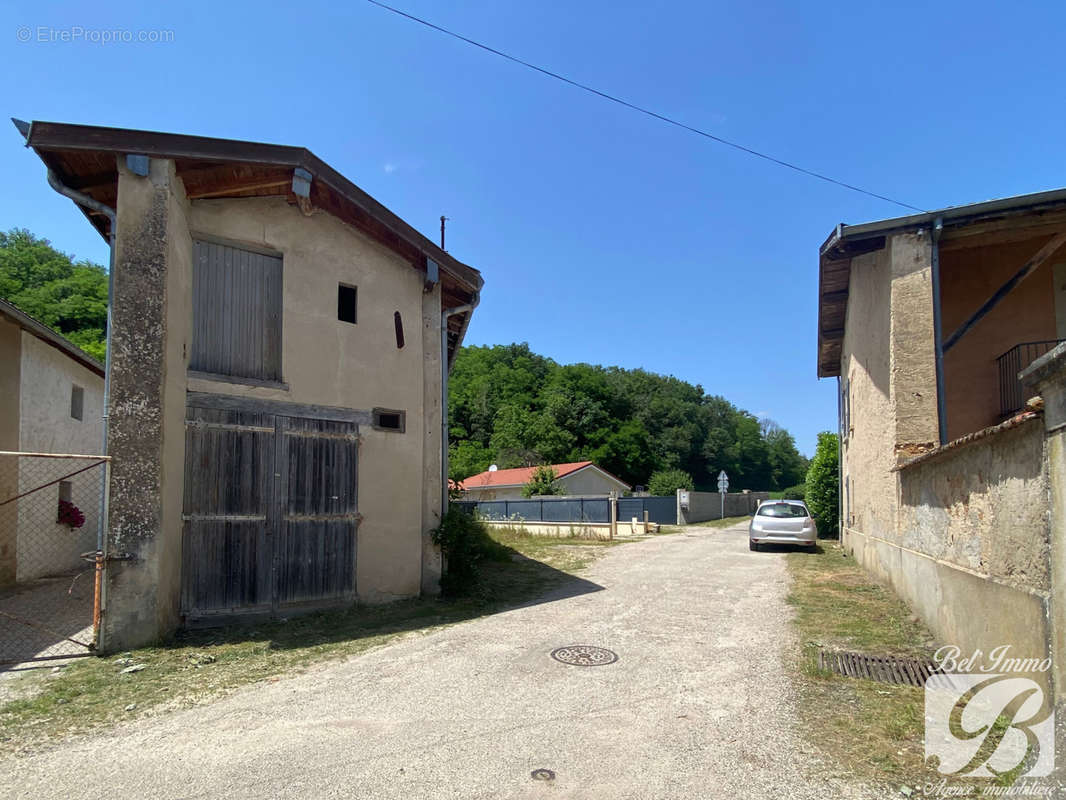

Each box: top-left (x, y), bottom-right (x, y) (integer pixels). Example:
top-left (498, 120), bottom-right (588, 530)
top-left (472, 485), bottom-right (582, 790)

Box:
top-left (57, 499), bottom-right (86, 529)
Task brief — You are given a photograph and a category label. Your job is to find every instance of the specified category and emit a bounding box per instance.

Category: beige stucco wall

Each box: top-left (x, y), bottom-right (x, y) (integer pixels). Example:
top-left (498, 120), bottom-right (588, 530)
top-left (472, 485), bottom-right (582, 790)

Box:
top-left (15, 333), bottom-right (104, 581)
top-left (559, 467), bottom-right (627, 496)
top-left (841, 229), bottom-right (1055, 691)
top-left (0, 317), bottom-right (20, 584)
top-left (187, 196), bottom-right (432, 603)
top-left (841, 245), bottom-right (897, 546)
top-left (18, 332), bottom-right (103, 455)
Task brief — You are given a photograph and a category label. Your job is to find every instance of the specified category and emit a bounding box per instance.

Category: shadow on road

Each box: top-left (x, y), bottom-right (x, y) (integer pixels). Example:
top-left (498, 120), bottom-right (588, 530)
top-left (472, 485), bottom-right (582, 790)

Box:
top-left (169, 541), bottom-right (604, 655)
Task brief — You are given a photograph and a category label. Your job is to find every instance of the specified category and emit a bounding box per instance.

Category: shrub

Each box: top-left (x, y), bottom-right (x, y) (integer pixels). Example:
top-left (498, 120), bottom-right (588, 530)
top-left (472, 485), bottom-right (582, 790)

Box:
top-left (431, 508), bottom-right (509, 597)
top-left (805, 432), bottom-right (839, 538)
top-left (522, 465), bottom-right (565, 498)
top-left (780, 483), bottom-right (806, 501)
top-left (647, 468), bottom-right (694, 497)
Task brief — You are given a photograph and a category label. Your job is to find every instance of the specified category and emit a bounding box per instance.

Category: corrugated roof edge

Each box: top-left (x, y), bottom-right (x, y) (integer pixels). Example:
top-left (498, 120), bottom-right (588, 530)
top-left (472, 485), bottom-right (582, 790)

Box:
top-left (0, 297), bottom-right (104, 377)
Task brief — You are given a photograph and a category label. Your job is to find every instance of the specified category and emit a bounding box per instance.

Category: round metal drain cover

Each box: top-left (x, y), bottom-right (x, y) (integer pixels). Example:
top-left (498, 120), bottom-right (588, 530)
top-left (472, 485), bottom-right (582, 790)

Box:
top-left (550, 645), bottom-right (618, 667)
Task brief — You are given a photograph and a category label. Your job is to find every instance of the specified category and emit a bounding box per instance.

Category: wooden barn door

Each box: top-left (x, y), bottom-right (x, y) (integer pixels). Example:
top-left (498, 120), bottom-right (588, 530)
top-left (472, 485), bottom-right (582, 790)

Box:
top-left (181, 405), bottom-right (359, 621)
top-left (181, 407), bottom-right (277, 619)
top-left (274, 416), bottom-right (359, 609)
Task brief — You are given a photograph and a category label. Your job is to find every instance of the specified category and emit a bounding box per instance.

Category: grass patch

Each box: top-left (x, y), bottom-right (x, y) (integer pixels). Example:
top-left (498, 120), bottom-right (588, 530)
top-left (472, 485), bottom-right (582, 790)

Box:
top-left (785, 542), bottom-right (942, 792)
top-left (0, 527), bottom-right (619, 754)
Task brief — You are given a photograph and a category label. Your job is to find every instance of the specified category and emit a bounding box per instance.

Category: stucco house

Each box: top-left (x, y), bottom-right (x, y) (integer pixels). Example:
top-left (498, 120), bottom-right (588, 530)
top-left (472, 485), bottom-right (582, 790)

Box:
top-left (0, 298), bottom-right (104, 585)
top-left (817, 187), bottom-right (1066, 705)
top-left (459, 461), bottom-right (630, 500)
top-left (14, 120), bottom-right (483, 650)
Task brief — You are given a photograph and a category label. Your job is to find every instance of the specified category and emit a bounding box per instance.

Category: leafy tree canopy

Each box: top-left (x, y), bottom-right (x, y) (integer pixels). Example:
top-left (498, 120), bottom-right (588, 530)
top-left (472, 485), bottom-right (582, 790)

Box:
top-left (449, 343), bottom-right (809, 491)
top-left (521, 465), bottom-right (565, 498)
top-left (0, 228), bottom-right (108, 361)
top-left (805, 432), bottom-right (840, 537)
top-left (647, 468), bottom-right (694, 496)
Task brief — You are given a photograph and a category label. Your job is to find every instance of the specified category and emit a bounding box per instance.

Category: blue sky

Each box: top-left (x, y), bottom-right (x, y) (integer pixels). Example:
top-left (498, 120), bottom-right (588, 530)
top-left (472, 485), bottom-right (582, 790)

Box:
top-left (3, 0), bottom-right (1065, 455)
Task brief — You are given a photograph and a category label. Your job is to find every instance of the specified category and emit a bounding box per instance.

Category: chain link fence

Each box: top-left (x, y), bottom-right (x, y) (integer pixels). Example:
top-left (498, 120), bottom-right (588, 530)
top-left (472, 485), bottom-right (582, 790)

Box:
top-left (0, 452), bottom-right (108, 665)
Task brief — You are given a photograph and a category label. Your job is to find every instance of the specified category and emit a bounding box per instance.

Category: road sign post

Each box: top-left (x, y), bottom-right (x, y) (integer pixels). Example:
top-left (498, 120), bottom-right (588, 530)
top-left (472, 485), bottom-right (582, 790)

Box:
top-left (717, 470), bottom-right (729, 518)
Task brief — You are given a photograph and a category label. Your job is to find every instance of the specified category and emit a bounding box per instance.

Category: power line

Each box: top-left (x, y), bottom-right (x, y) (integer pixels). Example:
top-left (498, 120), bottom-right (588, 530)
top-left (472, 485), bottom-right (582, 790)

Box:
top-left (365, 0), bottom-right (927, 213)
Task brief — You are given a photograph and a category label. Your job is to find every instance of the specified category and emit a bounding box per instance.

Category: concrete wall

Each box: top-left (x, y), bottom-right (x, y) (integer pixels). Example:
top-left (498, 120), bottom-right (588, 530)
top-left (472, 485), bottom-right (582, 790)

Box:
top-left (677, 491), bottom-right (770, 524)
top-left (891, 417), bottom-right (1051, 681)
top-left (480, 519), bottom-right (615, 541)
top-left (15, 333), bottom-right (104, 581)
top-left (941, 237), bottom-right (1059, 439)
top-left (103, 157), bottom-right (192, 650)
top-left (1021, 344), bottom-right (1066, 708)
top-left (0, 317), bottom-right (21, 584)
top-left (187, 196), bottom-right (432, 604)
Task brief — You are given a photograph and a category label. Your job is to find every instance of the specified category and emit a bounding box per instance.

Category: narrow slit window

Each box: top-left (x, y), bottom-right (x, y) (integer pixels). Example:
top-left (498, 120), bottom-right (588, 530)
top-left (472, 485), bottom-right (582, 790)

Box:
top-left (58, 481), bottom-right (72, 503)
top-left (373, 408), bottom-right (405, 433)
top-left (394, 311), bottom-right (405, 349)
top-left (70, 385), bottom-right (84, 420)
top-left (338, 284), bottom-right (357, 324)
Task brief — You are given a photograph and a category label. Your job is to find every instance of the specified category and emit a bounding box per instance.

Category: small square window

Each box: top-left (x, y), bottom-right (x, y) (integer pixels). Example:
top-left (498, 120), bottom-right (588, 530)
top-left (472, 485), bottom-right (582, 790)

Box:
top-left (338, 284), bottom-right (357, 324)
top-left (373, 408), bottom-right (405, 433)
top-left (70, 385), bottom-right (84, 421)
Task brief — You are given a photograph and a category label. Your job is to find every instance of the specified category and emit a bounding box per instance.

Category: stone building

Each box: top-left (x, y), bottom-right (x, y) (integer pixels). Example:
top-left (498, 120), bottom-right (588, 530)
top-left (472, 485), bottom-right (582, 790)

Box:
top-left (15, 120), bottom-right (483, 650)
top-left (817, 188), bottom-right (1066, 707)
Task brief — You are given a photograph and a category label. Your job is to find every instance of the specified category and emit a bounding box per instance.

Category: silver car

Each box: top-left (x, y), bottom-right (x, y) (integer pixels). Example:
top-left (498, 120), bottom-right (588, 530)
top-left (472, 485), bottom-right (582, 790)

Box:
top-left (749, 500), bottom-right (817, 552)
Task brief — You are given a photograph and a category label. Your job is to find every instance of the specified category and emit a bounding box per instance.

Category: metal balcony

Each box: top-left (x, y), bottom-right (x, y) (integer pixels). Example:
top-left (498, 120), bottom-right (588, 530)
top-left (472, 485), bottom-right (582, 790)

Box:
top-left (996, 340), bottom-right (1064, 416)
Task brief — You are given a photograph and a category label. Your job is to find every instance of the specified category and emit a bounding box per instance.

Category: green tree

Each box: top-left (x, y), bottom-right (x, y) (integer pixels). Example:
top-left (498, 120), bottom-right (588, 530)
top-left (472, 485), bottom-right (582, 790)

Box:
top-left (445, 342), bottom-right (807, 490)
top-left (805, 432), bottom-right (839, 538)
top-left (647, 468), bottom-right (694, 496)
top-left (0, 228), bottom-right (109, 360)
top-left (522, 465), bottom-right (565, 497)
top-left (762, 420), bottom-right (809, 491)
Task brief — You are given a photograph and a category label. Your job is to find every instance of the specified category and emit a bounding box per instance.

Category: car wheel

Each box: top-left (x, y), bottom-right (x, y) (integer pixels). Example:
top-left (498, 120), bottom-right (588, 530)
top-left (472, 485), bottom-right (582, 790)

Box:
top-left (749, 540), bottom-right (758, 552)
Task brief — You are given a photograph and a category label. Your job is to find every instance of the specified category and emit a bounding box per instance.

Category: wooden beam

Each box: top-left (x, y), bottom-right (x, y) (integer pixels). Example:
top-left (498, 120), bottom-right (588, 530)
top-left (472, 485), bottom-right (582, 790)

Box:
top-left (943, 232), bottom-right (1066, 353)
top-left (186, 179), bottom-right (291, 199)
top-left (939, 210), bottom-right (1066, 252)
top-left (820, 290), bottom-right (849, 303)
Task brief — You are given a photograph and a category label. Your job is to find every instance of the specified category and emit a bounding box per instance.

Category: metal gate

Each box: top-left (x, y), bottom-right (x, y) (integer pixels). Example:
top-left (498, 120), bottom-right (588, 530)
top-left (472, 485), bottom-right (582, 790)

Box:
top-left (180, 405), bottom-right (359, 622)
top-left (0, 451), bottom-right (108, 665)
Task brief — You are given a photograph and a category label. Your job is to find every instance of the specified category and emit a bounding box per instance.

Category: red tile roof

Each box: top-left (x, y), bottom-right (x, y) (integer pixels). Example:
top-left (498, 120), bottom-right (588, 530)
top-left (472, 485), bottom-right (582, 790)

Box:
top-left (459, 461), bottom-right (596, 490)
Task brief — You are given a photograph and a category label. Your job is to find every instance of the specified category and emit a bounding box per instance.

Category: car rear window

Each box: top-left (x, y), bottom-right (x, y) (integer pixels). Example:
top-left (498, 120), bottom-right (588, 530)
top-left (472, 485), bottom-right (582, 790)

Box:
top-left (757, 503), bottom-right (808, 518)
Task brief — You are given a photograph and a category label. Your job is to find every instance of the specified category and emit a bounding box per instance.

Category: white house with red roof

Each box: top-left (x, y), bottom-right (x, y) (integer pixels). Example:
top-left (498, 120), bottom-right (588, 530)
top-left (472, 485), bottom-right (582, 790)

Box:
top-left (458, 461), bottom-right (630, 500)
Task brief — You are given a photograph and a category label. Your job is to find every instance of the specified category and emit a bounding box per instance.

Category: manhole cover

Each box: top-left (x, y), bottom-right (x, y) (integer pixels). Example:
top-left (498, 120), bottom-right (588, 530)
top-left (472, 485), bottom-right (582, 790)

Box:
top-left (550, 645), bottom-right (618, 667)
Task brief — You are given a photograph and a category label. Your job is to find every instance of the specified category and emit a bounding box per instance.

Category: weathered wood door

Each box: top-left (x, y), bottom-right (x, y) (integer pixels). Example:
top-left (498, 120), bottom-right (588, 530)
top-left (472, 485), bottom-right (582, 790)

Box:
top-left (181, 405), bottom-right (359, 621)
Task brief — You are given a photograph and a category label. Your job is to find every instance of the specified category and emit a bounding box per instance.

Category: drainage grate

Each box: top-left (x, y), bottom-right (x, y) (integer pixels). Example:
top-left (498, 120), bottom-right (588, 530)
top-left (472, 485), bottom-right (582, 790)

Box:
top-left (817, 648), bottom-right (939, 687)
top-left (551, 645), bottom-right (618, 667)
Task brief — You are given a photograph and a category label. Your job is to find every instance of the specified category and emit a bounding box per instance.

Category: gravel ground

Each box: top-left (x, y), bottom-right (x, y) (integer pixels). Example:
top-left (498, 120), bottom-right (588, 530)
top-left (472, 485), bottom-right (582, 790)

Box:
top-left (0, 523), bottom-right (883, 799)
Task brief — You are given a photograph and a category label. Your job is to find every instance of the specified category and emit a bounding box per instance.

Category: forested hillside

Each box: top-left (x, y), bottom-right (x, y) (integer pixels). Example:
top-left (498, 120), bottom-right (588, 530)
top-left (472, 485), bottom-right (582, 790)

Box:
top-left (448, 344), bottom-right (807, 491)
top-left (0, 229), bottom-right (108, 360)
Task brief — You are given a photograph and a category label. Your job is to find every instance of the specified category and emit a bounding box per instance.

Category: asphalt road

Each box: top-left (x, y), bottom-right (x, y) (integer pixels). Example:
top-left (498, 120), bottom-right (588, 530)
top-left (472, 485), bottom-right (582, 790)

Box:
top-left (0, 524), bottom-right (876, 799)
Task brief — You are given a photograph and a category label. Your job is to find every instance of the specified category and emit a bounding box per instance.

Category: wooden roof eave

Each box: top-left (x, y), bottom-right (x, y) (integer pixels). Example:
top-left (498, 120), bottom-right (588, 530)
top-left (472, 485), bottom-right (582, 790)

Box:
top-left (21, 120), bottom-right (484, 299)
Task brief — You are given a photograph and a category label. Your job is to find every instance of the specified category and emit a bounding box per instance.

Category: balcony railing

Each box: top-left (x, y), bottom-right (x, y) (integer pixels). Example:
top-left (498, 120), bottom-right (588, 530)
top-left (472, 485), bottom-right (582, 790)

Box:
top-left (996, 340), bottom-right (1064, 417)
